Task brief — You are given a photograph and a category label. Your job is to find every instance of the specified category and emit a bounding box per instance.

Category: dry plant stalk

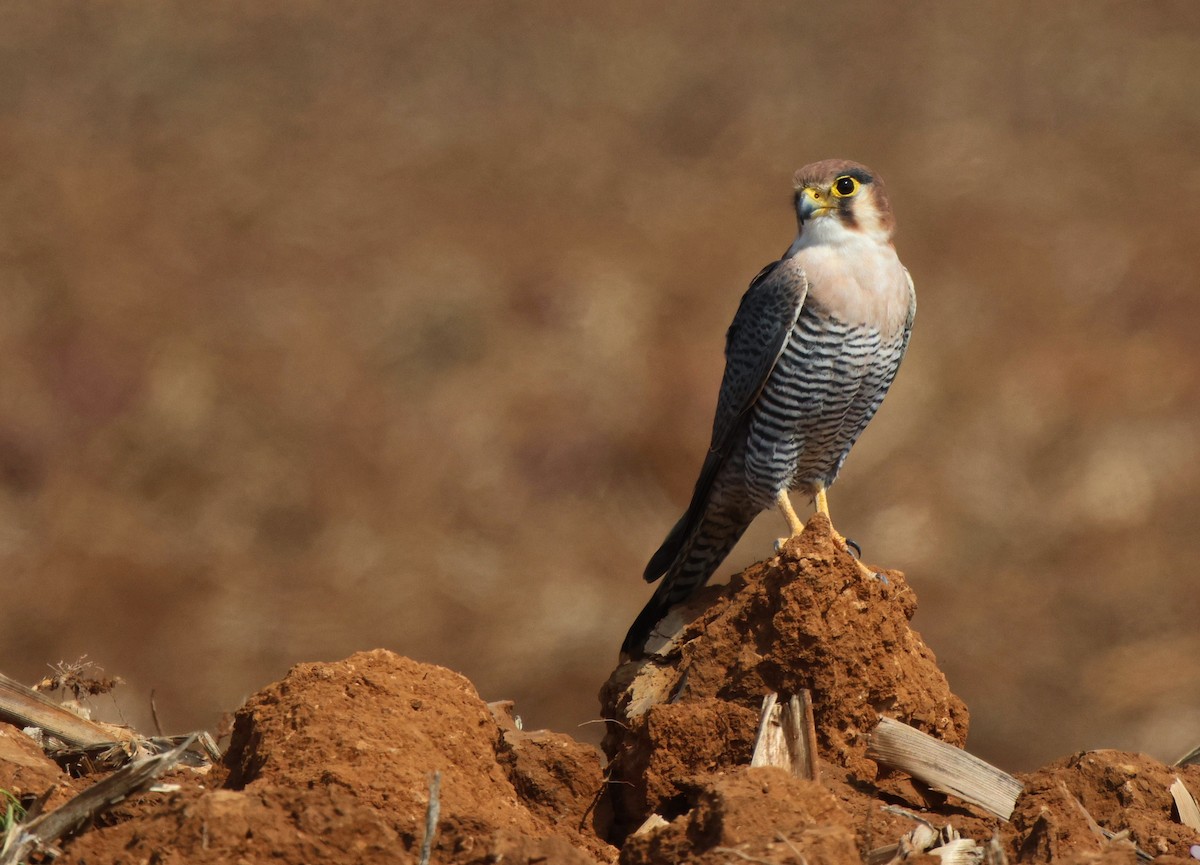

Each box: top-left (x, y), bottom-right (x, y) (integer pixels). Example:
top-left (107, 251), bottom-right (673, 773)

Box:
top-left (418, 770), bottom-right (441, 865)
top-left (0, 671), bottom-right (137, 750)
top-left (1170, 777), bottom-right (1200, 831)
top-left (750, 691), bottom-right (818, 781)
top-left (751, 693), bottom-right (788, 772)
top-left (798, 690), bottom-right (818, 781)
top-left (0, 735), bottom-right (195, 865)
top-left (867, 716), bottom-right (1023, 820)
top-left (633, 813), bottom-right (670, 836)
top-left (1173, 744), bottom-right (1200, 767)
top-left (1060, 782), bottom-right (1109, 843)
top-left (33, 658), bottom-right (122, 701)
top-left (1061, 782), bottom-right (1156, 860)
top-left (869, 807), bottom-right (997, 865)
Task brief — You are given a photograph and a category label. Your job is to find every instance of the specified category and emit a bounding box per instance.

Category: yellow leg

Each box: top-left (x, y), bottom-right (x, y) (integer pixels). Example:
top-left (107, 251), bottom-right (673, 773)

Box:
top-left (775, 489), bottom-right (806, 538)
top-left (814, 484), bottom-right (831, 519)
top-left (814, 483), bottom-right (877, 579)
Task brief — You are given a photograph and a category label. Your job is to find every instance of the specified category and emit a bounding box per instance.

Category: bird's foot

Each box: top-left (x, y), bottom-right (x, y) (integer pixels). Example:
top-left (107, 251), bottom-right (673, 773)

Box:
top-left (832, 531), bottom-right (887, 583)
top-left (830, 526), bottom-right (854, 557)
top-left (854, 559), bottom-right (888, 583)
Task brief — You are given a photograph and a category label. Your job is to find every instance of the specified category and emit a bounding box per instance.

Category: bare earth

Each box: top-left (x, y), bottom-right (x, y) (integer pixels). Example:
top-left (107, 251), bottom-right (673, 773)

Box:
top-left (3, 520), bottom-right (1196, 863)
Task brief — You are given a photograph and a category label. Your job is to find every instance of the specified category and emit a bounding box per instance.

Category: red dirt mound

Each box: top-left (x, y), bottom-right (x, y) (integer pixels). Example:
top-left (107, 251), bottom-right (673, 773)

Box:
top-left (600, 514), bottom-right (969, 838)
top-left (57, 651), bottom-right (616, 864)
top-left (2, 524), bottom-right (1198, 863)
top-left (593, 517), bottom-right (1200, 862)
top-left (1011, 750), bottom-right (1200, 862)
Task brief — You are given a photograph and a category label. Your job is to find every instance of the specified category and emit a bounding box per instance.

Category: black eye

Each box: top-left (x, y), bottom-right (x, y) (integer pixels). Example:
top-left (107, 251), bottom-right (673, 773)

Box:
top-left (834, 176), bottom-right (858, 196)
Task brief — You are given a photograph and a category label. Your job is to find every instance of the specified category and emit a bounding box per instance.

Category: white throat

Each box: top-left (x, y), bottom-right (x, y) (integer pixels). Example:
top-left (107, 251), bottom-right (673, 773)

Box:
top-left (785, 214), bottom-right (888, 258)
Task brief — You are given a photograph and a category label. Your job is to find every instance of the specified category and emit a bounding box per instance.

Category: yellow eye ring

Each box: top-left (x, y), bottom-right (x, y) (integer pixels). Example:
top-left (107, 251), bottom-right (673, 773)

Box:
top-left (832, 175), bottom-right (860, 197)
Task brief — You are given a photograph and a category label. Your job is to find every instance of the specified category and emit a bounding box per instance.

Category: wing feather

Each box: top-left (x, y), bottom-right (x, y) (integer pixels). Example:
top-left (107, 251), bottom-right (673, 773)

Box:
top-left (644, 256), bottom-right (808, 582)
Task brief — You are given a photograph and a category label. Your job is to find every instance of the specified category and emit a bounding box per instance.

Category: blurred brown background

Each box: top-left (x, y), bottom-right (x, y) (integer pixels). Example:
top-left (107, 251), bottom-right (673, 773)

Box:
top-left (1, 3), bottom-right (1198, 771)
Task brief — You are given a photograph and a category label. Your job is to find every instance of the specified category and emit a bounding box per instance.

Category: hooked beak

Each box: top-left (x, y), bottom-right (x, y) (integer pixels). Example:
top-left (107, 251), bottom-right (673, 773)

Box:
top-left (797, 186), bottom-right (831, 222)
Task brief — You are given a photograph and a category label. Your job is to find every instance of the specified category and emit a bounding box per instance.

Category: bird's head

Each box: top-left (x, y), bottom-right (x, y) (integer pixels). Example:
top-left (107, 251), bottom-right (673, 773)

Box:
top-left (791, 160), bottom-right (895, 246)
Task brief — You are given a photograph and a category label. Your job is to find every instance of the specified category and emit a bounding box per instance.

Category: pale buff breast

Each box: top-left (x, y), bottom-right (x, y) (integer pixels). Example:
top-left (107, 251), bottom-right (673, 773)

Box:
top-left (794, 237), bottom-right (913, 337)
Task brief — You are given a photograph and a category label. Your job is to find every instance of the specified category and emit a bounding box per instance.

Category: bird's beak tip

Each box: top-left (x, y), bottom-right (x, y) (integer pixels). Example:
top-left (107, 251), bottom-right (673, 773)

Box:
top-left (796, 187), bottom-right (829, 223)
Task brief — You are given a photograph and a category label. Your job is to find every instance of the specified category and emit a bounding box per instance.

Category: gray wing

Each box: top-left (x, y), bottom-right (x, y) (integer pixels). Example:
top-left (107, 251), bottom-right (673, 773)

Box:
top-left (709, 256), bottom-right (810, 451)
top-left (644, 256), bottom-right (808, 582)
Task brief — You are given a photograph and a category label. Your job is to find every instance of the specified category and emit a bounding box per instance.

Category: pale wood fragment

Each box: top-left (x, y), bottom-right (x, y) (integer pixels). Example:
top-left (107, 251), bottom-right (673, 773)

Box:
top-left (750, 691), bottom-right (818, 780)
top-left (633, 813), bottom-right (669, 836)
top-left (751, 693), bottom-right (784, 768)
top-left (867, 716), bottom-right (1023, 820)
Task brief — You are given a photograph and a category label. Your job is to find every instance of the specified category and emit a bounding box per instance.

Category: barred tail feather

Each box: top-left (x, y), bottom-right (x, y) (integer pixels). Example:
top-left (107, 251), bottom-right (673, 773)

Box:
top-left (643, 512), bottom-right (689, 582)
top-left (622, 506), bottom-right (752, 658)
top-left (620, 583), bottom-right (677, 659)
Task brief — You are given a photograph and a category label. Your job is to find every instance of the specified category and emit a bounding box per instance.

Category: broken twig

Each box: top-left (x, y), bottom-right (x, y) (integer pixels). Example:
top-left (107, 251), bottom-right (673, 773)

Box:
top-left (418, 771), bottom-right (441, 865)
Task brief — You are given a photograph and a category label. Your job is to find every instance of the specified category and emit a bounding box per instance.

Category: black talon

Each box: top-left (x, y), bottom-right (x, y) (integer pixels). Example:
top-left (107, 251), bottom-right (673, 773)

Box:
top-left (845, 537), bottom-right (862, 558)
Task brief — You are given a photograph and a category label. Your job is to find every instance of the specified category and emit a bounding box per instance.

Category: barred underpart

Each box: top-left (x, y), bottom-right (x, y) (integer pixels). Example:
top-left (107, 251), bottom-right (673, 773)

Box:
top-left (742, 305), bottom-right (906, 506)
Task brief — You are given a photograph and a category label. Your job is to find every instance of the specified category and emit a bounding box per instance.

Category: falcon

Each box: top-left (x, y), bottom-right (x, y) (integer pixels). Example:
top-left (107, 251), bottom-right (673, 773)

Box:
top-left (622, 159), bottom-right (916, 658)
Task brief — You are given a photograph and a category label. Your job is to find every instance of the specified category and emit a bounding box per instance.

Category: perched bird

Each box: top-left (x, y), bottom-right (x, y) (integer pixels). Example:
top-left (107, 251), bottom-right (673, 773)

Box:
top-left (622, 159), bottom-right (915, 658)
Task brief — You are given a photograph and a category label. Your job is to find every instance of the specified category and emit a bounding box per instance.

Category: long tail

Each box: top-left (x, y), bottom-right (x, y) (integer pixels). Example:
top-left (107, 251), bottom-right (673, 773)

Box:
top-left (621, 504), bottom-right (754, 658)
